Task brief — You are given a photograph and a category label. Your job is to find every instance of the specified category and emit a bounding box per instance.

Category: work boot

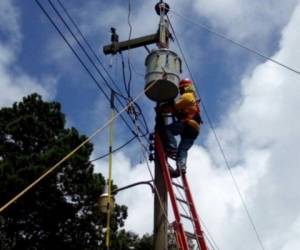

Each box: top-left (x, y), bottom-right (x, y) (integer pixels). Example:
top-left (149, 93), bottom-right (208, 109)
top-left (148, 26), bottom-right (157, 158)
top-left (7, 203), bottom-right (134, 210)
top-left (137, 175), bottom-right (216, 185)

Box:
top-left (168, 166), bottom-right (180, 178)
top-left (166, 148), bottom-right (177, 160)
top-left (180, 167), bottom-right (186, 175)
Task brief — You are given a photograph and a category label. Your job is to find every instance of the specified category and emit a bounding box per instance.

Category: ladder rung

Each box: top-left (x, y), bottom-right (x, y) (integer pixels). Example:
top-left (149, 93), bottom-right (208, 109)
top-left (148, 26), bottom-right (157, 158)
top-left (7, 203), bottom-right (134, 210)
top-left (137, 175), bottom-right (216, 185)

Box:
top-left (180, 213), bottom-right (193, 221)
top-left (176, 197), bottom-right (190, 205)
top-left (172, 182), bottom-right (184, 189)
top-left (185, 231), bottom-right (197, 240)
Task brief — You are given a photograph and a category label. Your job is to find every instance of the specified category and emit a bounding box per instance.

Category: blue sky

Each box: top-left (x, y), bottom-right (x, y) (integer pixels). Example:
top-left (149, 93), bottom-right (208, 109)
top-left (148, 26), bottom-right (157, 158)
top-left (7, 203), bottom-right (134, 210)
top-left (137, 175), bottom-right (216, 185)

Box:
top-left (2, 0), bottom-right (300, 249)
top-left (7, 0), bottom-right (284, 138)
top-left (15, 0), bottom-right (250, 131)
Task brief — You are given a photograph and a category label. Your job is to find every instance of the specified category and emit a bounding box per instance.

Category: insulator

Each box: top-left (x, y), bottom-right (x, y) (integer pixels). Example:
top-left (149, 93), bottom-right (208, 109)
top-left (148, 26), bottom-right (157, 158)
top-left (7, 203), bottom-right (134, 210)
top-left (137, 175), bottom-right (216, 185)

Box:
top-left (149, 133), bottom-right (155, 141)
top-left (149, 153), bottom-right (155, 162)
top-left (155, 2), bottom-right (170, 15)
top-left (149, 143), bottom-right (155, 151)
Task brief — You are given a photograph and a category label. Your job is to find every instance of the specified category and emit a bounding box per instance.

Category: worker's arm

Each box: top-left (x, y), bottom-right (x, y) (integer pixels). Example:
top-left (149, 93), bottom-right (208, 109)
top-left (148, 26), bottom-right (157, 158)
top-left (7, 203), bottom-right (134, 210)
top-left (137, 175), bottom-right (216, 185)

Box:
top-left (174, 93), bottom-right (196, 110)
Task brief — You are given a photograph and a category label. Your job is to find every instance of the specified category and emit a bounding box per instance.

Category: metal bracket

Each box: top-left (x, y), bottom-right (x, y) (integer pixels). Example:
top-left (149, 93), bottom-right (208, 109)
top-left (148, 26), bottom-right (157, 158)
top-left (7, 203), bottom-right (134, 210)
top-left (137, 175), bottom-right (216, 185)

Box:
top-left (103, 33), bottom-right (159, 55)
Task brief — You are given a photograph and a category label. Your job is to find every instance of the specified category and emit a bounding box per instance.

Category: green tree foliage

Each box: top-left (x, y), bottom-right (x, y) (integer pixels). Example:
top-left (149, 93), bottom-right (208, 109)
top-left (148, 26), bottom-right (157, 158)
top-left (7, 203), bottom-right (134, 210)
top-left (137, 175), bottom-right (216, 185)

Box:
top-left (0, 94), bottom-right (127, 250)
top-left (110, 231), bottom-right (153, 250)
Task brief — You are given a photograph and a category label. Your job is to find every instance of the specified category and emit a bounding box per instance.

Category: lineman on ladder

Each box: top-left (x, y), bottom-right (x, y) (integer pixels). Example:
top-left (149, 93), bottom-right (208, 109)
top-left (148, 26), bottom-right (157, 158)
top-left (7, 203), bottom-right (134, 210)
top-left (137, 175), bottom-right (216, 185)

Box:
top-left (159, 78), bottom-right (202, 176)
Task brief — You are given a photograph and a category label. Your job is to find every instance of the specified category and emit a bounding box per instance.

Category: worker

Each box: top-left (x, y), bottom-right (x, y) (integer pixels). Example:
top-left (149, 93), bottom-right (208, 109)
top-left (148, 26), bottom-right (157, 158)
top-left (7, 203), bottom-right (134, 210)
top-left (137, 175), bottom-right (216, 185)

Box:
top-left (161, 78), bottom-right (202, 176)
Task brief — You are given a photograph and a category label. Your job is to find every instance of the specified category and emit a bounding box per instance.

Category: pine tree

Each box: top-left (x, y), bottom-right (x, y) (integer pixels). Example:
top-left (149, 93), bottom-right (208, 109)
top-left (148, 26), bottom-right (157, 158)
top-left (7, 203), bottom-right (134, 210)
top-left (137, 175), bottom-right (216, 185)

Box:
top-left (0, 94), bottom-right (127, 249)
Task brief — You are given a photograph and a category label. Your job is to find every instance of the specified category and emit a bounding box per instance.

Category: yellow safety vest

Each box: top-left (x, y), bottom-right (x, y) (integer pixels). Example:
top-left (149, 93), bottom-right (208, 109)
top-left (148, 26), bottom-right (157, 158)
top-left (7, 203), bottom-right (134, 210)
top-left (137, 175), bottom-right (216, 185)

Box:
top-left (174, 92), bottom-right (200, 131)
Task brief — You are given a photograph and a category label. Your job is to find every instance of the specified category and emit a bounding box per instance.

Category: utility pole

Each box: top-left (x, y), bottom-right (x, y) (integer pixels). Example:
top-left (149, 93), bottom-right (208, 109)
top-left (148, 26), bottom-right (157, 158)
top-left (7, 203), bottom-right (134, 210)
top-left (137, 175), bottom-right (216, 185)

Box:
top-left (153, 2), bottom-right (170, 250)
top-left (153, 114), bottom-right (168, 250)
top-left (102, 2), bottom-right (180, 249)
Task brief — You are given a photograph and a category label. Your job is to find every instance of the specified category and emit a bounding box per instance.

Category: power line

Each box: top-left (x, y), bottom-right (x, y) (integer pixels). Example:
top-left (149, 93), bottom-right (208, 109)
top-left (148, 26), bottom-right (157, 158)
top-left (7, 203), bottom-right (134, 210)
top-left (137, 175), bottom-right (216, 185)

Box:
top-left (121, 52), bottom-right (130, 97)
top-left (47, 0), bottom-right (126, 101)
top-left (0, 81), bottom-right (155, 213)
top-left (131, 120), bottom-right (172, 232)
top-left (89, 135), bottom-right (136, 162)
top-left (170, 9), bottom-right (300, 77)
top-left (35, 2), bottom-right (212, 248)
top-left (167, 15), bottom-right (266, 250)
top-left (54, 0), bottom-right (150, 138)
top-left (166, 15), bottom-right (201, 99)
top-left (35, 0), bottom-right (148, 144)
top-left (173, 178), bottom-right (220, 250)
top-left (119, 53), bottom-right (150, 136)
top-left (126, 0), bottom-right (133, 97)
top-left (56, 0), bottom-right (128, 101)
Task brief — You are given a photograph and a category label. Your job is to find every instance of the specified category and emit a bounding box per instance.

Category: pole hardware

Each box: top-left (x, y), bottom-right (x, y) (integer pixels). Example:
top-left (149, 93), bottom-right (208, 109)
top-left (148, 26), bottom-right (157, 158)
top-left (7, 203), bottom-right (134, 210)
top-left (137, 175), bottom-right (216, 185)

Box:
top-left (103, 33), bottom-right (159, 55)
top-left (149, 143), bottom-right (155, 151)
top-left (149, 153), bottom-right (155, 162)
top-left (149, 133), bottom-right (155, 141)
top-left (98, 180), bottom-right (154, 214)
top-left (98, 190), bottom-right (115, 214)
top-left (101, 3), bottom-right (173, 250)
top-left (155, 1), bottom-right (170, 16)
top-left (112, 180), bottom-right (154, 195)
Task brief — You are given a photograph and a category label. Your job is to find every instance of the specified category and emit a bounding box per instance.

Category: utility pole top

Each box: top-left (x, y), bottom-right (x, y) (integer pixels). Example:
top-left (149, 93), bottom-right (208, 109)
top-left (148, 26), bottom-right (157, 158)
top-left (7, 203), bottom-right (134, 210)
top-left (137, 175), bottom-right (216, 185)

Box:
top-left (155, 1), bottom-right (170, 48)
top-left (103, 1), bottom-right (171, 55)
top-left (155, 1), bottom-right (170, 16)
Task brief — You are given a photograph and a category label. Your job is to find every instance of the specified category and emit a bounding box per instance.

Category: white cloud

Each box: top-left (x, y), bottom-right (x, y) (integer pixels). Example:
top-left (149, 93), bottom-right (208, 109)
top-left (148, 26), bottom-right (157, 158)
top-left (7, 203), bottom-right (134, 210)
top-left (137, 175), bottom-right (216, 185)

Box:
top-left (0, 67), bottom-right (57, 107)
top-left (281, 215), bottom-right (300, 250)
top-left (192, 0), bottom-right (298, 43)
top-left (0, 0), bottom-right (22, 48)
top-left (35, 0), bottom-right (300, 248)
top-left (202, 3), bottom-right (300, 249)
top-left (0, 0), bottom-right (57, 108)
top-left (92, 2), bottom-right (300, 250)
top-left (94, 152), bottom-right (155, 235)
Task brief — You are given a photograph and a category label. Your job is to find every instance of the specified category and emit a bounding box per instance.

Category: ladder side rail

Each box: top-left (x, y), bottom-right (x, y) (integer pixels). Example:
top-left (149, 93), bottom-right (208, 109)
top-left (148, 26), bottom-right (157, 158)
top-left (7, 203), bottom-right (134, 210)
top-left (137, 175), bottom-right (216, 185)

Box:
top-left (182, 174), bottom-right (209, 250)
top-left (155, 133), bottom-right (189, 250)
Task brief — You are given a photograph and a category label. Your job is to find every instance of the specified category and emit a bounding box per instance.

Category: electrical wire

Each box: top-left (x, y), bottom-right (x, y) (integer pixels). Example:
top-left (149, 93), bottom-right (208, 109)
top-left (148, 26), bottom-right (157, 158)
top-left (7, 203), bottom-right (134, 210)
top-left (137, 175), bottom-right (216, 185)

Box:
top-left (89, 135), bottom-right (137, 163)
top-left (167, 15), bottom-right (266, 250)
top-left (52, 0), bottom-right (150, 138)
top-left (131, 122), bottom-right (172, 234)
top-left (128, 109), bottom-right (180, 246)
top-left (167, 15), bottom-right (221, 249)
top-left (127, 0), bottom-right (132, 43)
top-left (48, 0), bottom-right (126, 102)
top-left (128, 118), bottom-right (181, 249)
top-left (35, 0), bottom-right (134, 134)
top-left (126, 0), bottom-right (133, 97)
top-left (120, 52), bottom-right (129, 96)
top-left (36, 0), bottom-right (150, 143)
top-left (135, 126), bottom-right (212, 250)
top-left (0, 82), bottom-right (154, 213)
top-left (173, 178), bottom-right (219, 250)
top-left (34, 2), bottom-right (212, 248)
top-left (170, 9), bottom-right (300, 77)
top-left (119, 53), bottom-right (150, 136)
top-left (132, 102), bottom-right (149, 134)
top-left (130, 63), bottom-right (144, 78)
top-left (56, 0), bottom-right (128, 101)
top-left (166, 15), bottom-right (201, 99)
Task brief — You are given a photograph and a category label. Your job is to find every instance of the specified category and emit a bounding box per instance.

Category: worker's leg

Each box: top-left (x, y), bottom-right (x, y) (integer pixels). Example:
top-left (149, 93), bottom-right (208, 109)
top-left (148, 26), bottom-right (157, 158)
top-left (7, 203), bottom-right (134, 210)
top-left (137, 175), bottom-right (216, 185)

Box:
top-left (165, 121), bottom-right (184, 151)
top-left (177, 136), bottom-right (195, 172)
top-left (177, 124), bottom-right (199, 173)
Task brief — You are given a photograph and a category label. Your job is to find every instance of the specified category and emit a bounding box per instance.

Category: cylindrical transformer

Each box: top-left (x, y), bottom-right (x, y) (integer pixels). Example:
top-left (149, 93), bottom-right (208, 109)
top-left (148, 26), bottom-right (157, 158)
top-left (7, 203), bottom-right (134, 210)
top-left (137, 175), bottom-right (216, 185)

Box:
top-left (145, 49), bottom-right (182, 102)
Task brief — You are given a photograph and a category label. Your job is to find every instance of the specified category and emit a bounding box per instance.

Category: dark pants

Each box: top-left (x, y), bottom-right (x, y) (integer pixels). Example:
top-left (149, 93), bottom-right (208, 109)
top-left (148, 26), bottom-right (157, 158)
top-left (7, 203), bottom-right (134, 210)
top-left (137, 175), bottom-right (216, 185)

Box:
top-left (165, 121), bottom-right (198, 169)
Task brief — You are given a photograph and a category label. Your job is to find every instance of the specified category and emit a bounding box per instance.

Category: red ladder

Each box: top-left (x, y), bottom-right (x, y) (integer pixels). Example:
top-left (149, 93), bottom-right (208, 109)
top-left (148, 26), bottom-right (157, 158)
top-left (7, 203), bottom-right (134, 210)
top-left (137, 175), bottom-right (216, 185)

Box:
top-left (155, 132), bottom-right (208, 250)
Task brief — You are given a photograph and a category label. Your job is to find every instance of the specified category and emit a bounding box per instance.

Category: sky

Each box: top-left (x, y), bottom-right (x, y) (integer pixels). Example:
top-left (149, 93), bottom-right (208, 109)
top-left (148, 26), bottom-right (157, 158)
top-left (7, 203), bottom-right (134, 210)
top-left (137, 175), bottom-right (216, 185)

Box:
top-left (1, 0), bottom-right (300, 249)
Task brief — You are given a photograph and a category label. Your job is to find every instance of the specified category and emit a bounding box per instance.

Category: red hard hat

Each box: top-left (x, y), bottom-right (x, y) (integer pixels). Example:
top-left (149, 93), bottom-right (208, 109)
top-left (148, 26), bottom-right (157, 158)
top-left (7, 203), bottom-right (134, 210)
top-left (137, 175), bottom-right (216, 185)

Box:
top-left (179, 78), bottom-right (193, 88)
